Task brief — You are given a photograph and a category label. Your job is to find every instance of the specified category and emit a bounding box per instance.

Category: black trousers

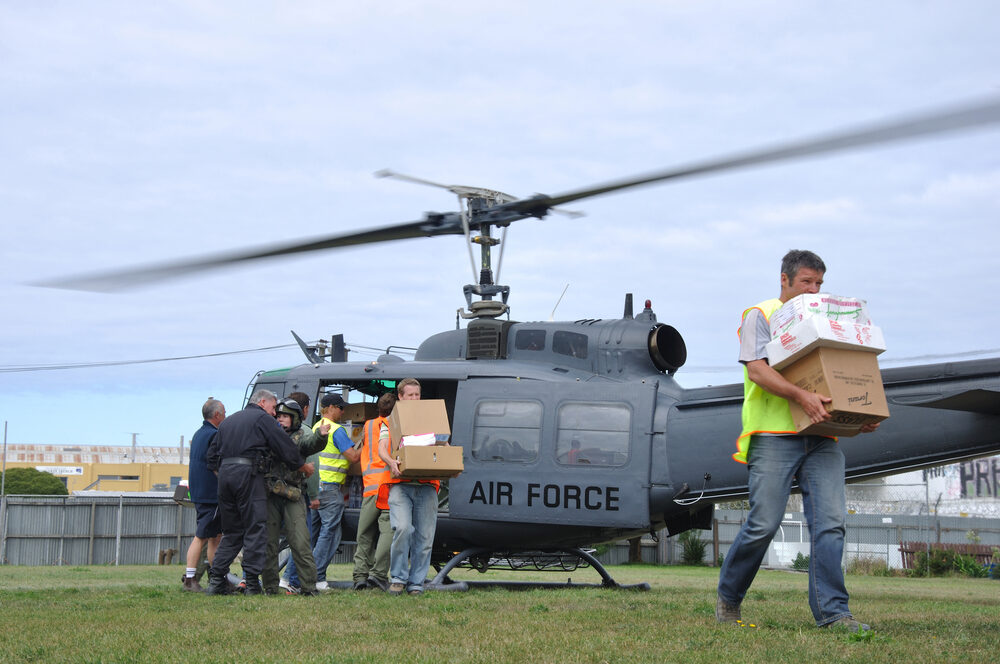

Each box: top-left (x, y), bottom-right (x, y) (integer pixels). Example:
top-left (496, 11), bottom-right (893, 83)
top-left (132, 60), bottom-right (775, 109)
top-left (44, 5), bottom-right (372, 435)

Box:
top-left (210, 463), bottom-right (268, 577)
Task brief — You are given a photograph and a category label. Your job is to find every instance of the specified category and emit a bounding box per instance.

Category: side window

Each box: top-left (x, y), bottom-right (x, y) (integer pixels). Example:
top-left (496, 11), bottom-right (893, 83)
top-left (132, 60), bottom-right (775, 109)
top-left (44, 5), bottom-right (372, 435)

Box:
top-left (471, 400), bottom-right (542, 463)
top-left (557, 402), bottom-right (631, 467)
top-left (253, 382), bottom-right (286, 399)
top-left (552, 331), bottom-right (588, 359)
top-left (514, 329), bottom-right (545, 351)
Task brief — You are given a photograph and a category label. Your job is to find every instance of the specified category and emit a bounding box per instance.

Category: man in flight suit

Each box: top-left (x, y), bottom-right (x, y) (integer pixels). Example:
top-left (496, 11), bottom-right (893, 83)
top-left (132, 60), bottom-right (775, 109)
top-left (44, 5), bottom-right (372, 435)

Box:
top-left (205, 389), bottom-right (314, 595)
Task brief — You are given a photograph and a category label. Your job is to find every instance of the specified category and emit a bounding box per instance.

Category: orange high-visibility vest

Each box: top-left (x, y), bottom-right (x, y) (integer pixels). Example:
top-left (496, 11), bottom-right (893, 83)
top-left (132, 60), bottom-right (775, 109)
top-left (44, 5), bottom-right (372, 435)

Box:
top-left (376, 420), bottom-right (440, 509)
top-left (361, 416), bottom-right (391, 499)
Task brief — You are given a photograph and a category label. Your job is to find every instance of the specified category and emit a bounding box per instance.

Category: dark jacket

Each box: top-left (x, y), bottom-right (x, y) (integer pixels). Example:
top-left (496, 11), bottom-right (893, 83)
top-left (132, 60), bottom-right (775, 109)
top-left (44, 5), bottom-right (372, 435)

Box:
top-left (265, 424), bottom-right (327, 492)
top-left (188, 420), bottom-right (220, 504)
top-left (206, 403), bottom-right (305, 473)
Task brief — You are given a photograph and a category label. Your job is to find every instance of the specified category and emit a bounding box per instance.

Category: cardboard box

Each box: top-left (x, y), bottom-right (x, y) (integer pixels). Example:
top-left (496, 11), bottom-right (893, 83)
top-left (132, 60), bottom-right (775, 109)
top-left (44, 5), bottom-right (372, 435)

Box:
top-left (779, 346), bottom-right (890, 437)
top-left (767, 317), bottom-right (886, 370)
top-left (769, 293), bottom-right (872, 339)
top-left (387, 399), bottom-right (460, 478)
top-left (388, 399), bottom-right (452, 453)
top-left (341, 402), bottom-right (378, 423)
top-left (394, 445), bottom-right (464, 478)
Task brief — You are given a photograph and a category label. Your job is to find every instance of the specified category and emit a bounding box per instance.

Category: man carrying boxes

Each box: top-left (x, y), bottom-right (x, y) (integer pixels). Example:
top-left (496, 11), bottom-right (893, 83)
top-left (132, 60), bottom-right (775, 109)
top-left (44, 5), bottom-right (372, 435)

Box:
top-left (378, 378), bottom-right (461, 595)
top-left (716, 250), bottom-right (880, 633)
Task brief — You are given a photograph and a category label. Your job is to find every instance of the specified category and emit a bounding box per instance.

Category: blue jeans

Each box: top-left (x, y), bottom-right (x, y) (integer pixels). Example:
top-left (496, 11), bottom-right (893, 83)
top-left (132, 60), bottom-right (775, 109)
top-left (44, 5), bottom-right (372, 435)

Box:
top-left (388, 482), bottom-right (438, 592)
top-left (283, 498), bottom-right (319, 587)
top-left (718, 435), bottom-right (851, 626)
top-left (311, 482), bottom-right (345, 583)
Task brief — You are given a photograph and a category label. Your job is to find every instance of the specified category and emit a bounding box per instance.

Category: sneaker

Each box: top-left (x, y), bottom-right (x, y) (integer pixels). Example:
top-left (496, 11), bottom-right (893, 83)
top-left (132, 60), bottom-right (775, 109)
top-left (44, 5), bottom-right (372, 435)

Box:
top-left (824, 616), bottom-right (871, 633)
top-left (716, 596), bottom-right (742, 624)
top-left (279, 578), bottom-right (292, 591)
top-left (352, 580), bottom-right (369, 591)
top-left (387, 582), bottom-right (405, 596)
top-left (284, 585), bottom-right (302, 595)
top-left (181, 575), bottom-right (203, 592)
top-left (315, 581), bottom-right (329, 591)
top-left (407, 588), bottom-right (423, 596)
top-left (367, 576), bottom-right (388, 591)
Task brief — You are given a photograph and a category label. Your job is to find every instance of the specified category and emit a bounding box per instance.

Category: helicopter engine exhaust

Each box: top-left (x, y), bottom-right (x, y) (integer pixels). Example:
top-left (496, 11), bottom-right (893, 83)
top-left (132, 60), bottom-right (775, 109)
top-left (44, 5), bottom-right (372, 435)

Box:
top-left (649, 324), bottom-right (686, 373)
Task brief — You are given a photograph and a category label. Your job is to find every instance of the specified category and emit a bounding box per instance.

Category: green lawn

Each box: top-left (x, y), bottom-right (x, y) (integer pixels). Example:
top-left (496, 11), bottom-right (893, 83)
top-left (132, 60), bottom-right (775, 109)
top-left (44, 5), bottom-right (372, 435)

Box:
top-left (0, 563), bottom-right (997, 663)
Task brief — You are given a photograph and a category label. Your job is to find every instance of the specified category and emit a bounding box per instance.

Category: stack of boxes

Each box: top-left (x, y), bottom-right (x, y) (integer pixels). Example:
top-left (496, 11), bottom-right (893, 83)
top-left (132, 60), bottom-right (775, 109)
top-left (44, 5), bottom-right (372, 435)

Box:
top-left (387, 399), bottom-right (464, 479)
top-left (766, 294), bottom-right (890, 437)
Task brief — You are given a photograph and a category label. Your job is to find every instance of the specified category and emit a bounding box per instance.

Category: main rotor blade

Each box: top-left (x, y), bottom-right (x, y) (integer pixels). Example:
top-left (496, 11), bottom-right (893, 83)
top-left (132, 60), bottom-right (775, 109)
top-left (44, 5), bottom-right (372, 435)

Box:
top-left (34, 214), bottom-right (464, 292)
top-left (488, 96), bottom-right (1000, 219)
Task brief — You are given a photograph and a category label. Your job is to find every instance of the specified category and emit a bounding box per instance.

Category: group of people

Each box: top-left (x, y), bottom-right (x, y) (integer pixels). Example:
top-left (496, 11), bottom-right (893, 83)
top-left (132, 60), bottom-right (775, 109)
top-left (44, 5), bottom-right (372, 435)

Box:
top-left (183, 377), bottom-right (441, 596)
top-left (183, 250), bottom-right (874, 632)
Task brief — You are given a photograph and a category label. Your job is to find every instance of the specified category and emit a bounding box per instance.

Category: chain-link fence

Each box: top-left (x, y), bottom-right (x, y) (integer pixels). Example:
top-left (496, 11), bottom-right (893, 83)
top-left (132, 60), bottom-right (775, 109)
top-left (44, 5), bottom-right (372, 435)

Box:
top-left (2, 493), bottom-right (997, 569)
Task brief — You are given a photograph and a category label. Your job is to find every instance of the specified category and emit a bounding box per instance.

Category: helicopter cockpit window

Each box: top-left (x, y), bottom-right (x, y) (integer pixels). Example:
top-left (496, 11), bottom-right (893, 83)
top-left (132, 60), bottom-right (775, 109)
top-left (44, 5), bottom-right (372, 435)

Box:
top-left (556, 402), bottom-right (630, 467)
top-left (471, 399), bottom-right (541, 463)
top-left (514, 329), bottom-right (546, 351)
top-left (552, 331), bottom-right (588, 359)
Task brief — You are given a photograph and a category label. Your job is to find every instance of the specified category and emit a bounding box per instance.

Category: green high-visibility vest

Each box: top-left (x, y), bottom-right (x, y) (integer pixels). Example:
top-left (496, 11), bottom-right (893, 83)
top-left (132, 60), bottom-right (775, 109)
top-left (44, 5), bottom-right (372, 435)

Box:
top-left (733, 298), bottom-right (797, 464)
top-left (315, 418), bottom-right (349, 484)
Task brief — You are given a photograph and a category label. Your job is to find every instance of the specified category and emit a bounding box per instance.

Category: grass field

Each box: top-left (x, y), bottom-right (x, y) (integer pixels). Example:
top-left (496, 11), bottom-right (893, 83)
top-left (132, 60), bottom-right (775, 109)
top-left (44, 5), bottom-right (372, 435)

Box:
top-left (0, 563), bottom-right (997, 663)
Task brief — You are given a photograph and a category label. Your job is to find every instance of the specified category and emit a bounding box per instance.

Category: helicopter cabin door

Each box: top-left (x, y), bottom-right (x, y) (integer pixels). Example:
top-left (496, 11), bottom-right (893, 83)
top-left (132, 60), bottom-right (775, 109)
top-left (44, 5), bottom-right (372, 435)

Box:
top-left (449, 378), bottom-right (656, 529)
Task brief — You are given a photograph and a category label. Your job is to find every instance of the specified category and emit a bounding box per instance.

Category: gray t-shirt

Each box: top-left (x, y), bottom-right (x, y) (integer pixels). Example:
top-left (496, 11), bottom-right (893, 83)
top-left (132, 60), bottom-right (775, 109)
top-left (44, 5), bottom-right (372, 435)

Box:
top-left (738, 307), bottom-right (771, 365)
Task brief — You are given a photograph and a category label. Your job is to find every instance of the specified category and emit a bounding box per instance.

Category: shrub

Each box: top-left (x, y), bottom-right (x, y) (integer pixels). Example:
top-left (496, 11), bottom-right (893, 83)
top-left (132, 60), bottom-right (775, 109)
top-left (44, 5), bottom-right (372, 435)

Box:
top-left (1, 467), bottom-right (68, 495)
top-left (911, 548), bottom-right (990, 578)
top-left (791, 552), bottom-right (810, 571)
top-left (678, 530), bottom-right (707, 566)
top-left (846, 555), bottom-right (892, 576)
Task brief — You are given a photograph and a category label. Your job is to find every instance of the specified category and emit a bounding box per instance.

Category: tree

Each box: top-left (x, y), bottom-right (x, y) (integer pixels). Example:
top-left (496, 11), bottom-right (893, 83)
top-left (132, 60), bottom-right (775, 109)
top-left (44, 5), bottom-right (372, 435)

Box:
top-left (2, 467), bottom-right (69, 495)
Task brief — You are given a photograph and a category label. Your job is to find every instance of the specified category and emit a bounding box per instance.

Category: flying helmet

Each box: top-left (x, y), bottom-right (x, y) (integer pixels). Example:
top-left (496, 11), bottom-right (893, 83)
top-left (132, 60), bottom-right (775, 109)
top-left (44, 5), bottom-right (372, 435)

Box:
top-left (276, 398), bottom-right (303, 432)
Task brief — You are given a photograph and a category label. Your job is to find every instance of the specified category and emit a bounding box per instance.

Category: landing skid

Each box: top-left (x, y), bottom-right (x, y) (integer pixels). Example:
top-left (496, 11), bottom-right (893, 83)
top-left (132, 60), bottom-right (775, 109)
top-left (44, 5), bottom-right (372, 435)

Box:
top-left (428, 547), bottom-right (650, 591)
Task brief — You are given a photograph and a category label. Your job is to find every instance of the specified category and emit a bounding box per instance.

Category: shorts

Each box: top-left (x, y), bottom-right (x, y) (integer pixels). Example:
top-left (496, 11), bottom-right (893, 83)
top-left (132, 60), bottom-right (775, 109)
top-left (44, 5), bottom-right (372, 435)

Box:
top-left (194, 503), bottom-right (222, 539)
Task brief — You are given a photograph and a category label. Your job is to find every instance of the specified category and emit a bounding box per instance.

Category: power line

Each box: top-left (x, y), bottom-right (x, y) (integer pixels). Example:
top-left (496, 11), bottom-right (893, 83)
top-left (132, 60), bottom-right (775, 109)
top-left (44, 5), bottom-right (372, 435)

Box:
top-left (0, 344), bottom-right (297, 373)
top-left (0, 340), bottom-right (416, 374)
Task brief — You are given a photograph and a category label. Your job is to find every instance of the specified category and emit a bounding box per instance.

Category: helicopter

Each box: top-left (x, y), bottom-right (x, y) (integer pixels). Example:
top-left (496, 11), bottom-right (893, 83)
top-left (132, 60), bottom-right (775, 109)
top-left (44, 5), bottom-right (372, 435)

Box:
top-left (38, 98), bottom-right (1000, 589)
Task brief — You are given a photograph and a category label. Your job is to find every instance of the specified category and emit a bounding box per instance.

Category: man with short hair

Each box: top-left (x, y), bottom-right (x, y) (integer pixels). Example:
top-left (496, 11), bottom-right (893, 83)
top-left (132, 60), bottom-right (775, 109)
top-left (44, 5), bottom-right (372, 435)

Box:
top-left (205, 389), bottom-right (314, 595)
top-left (379, 378), bottom-right (442, 595)
top-left (716, 250), bottom-right (878, 632)
top-left (311, 392), bottom-right (361, 589)
top-left (182, 398), bottom-right (226, 592)
top-left (351, 392), bottom-right (397, 590)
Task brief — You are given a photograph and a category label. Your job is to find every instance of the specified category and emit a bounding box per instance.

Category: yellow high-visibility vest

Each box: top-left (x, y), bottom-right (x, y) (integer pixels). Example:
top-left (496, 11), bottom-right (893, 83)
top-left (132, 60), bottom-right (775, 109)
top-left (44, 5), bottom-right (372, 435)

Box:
top-left (732, 298), bottom-right (797, 464)
top-left (315, 418), bottom-right (349, 484)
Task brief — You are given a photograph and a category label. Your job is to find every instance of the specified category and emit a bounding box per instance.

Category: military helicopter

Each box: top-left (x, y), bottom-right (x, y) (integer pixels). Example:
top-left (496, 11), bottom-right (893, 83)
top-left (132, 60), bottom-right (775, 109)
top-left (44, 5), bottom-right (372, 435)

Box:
top-left (39, 98), bottom-right (1000, 589)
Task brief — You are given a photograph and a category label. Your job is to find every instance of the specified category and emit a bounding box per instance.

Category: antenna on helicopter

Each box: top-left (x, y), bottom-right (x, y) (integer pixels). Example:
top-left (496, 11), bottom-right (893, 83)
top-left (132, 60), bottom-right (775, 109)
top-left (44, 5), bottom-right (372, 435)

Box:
top-left (550, 284), bottom-right (570, 321)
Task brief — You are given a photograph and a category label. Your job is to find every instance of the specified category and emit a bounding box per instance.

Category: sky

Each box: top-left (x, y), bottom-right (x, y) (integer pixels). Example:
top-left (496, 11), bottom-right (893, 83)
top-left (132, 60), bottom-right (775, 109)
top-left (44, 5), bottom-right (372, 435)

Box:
top-left (2, 1), bottom-right (999, 448)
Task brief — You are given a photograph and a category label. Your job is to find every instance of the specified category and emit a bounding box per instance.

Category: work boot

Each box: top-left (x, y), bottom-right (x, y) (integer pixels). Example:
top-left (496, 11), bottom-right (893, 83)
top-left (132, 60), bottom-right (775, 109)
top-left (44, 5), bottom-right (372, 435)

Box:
top-left (387, 582), bottom-right (405, 596)
top-left (243, 574), bottom-right (263, 595)
top-left (181, 575), bottom-right (203, 592)
top-left (823, 616), bottom-right (871, 633)
top-left (352, 579), bottom-right (369, 591)
top-left (205, 572), bottom-right (232, 596)
top-left (715, 596), bottom-right (742, 623)
top-left (367, 576), bottom-right (388, 591)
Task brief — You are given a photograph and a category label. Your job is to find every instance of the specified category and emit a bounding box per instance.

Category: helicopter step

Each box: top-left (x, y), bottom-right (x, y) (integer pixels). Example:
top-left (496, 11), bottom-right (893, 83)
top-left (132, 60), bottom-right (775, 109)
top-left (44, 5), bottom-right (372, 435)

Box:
top-left (429, 547), bottom-right (650, 591)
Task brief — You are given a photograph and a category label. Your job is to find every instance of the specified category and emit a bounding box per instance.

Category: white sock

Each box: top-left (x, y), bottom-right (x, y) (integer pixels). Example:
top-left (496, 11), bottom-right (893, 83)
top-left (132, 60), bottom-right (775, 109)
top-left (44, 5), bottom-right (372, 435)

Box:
top-left (186, 568), bottom-right (196, 578)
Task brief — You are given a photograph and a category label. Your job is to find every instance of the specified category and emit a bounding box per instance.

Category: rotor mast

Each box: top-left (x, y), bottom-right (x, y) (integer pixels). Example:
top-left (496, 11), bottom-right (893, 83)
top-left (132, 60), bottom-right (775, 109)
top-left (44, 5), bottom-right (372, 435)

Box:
top-left (461, 198), bottom-right (510, 320)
